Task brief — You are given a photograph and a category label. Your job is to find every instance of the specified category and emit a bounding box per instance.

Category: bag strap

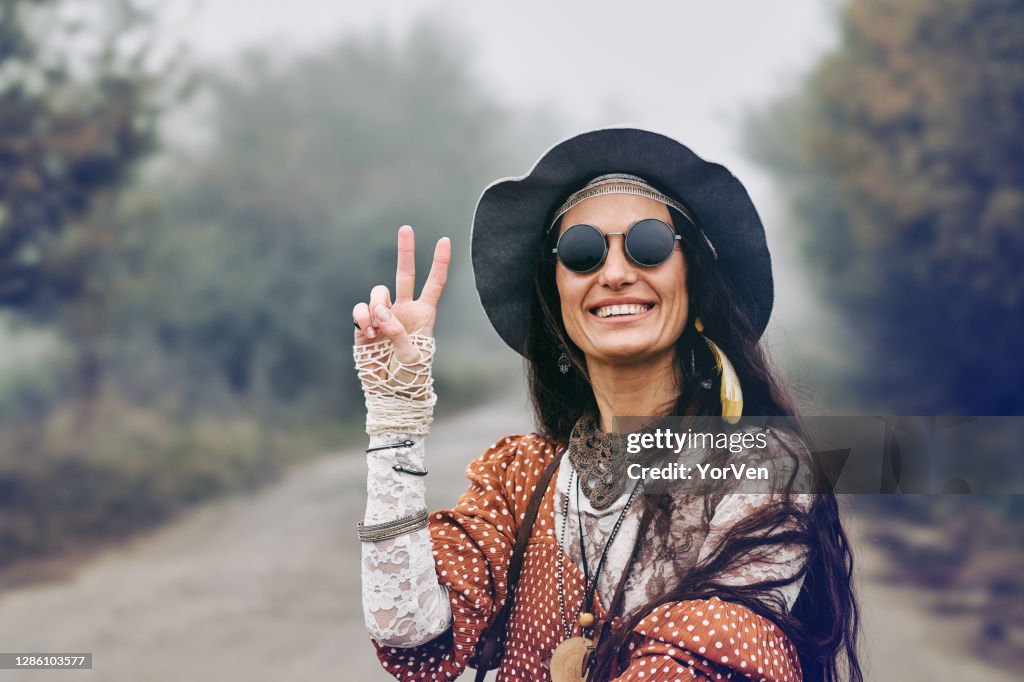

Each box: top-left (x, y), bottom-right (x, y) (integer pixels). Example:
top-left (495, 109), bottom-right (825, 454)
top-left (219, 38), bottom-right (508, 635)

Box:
top-left (472, 444), bottom-right (565, 682)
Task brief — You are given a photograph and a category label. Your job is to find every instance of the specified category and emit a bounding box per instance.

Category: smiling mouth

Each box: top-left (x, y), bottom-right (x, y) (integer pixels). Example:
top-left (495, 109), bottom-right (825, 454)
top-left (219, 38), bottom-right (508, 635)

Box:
top-left (590, 303), bottom-right (655, 318)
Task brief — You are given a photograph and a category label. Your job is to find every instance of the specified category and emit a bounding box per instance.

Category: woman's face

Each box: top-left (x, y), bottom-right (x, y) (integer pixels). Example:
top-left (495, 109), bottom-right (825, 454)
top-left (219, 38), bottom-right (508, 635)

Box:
top-left (555, 193), bottom-right (689, 368)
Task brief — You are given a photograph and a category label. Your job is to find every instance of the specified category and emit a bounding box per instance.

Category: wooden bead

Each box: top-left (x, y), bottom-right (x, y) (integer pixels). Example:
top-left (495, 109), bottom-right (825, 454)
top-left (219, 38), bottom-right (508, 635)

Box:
top-left (578, 612), bottom-right (595, 628)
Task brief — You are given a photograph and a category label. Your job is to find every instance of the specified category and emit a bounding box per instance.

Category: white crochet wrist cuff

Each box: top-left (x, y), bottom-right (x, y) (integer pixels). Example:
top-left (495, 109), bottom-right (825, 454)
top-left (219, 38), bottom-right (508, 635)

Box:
top-left (354, 334), bottom-right (437, 435)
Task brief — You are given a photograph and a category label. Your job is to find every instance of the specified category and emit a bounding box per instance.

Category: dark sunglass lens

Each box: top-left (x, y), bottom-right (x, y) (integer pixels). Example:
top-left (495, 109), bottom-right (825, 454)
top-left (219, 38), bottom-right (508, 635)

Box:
top-left (626, 219), bottom-right (676, 266)
top-left (557, 224), bottom-right (606, 272)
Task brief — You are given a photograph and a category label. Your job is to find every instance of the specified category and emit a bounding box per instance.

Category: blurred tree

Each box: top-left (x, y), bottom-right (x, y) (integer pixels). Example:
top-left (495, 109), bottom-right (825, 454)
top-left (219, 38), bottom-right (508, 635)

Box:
top-left (114, 18), bottom-right (549, 423)
top-left (747, 0), bottom-right (1024, 414)
top-left (0, 0), bottom-right (174, 422)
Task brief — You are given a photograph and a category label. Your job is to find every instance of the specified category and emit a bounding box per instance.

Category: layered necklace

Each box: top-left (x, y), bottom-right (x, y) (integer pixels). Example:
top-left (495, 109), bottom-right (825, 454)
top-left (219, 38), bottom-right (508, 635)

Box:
top-left (548, 412), bottom-right (670, 681)
top-left (551, 466), bottom-right (642, 682)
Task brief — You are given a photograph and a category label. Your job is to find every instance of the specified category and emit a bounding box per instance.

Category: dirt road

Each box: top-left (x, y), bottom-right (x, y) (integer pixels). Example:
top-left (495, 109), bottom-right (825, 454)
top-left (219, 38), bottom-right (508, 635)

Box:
top-left (0, 394), bottom-right (1016, 681)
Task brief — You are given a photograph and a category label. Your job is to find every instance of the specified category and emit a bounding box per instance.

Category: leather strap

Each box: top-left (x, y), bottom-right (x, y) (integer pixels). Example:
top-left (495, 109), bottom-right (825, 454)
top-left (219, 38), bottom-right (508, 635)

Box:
top-left (472, 445), bottom-right (565, 681)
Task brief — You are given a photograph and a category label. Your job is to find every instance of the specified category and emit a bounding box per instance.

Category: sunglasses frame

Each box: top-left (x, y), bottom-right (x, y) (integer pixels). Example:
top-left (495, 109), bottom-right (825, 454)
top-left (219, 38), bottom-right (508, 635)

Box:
top-left (551, 218), bottom-right (682, 274)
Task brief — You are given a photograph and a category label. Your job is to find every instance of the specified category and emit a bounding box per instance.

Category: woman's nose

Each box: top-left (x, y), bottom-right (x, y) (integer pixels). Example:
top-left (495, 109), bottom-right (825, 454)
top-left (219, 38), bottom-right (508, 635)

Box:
top-left (598, 235), bottom-right (637, 288)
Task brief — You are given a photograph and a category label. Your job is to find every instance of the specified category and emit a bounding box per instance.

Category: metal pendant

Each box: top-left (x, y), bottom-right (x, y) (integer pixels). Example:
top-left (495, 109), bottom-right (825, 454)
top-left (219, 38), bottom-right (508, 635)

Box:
top-left (558, 352), bottom-right (571, 375)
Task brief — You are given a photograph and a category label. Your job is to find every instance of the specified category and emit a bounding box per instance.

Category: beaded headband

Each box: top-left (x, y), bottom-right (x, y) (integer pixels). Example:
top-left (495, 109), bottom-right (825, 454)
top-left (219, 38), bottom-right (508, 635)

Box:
top-left (547, 173), bottom-right (718, 259)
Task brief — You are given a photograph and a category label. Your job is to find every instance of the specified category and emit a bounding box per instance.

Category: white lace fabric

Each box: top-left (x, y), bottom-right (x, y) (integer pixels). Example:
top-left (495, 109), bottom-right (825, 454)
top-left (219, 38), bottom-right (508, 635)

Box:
top-left (696, 491), bottom-right (811, 610)
top-left (355, 335), bottom-right (453, 647)
top-left (696, 428), bottom-right (815, 609)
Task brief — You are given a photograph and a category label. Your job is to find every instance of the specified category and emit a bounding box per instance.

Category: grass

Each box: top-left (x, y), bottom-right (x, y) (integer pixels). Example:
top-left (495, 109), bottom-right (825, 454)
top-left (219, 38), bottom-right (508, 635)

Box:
top-left (0, 390), bottom-right (349, 576)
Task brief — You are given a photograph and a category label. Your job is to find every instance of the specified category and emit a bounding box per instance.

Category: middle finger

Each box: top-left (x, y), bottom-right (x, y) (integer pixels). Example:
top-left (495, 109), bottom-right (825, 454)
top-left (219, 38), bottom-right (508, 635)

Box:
top-left (395, 225), bottom-right (416, 301)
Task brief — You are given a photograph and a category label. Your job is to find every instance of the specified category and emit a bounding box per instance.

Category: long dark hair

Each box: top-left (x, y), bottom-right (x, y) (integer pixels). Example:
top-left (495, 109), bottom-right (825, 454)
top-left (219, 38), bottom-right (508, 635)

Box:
top-left (523, 203), bottom-right (862, 681)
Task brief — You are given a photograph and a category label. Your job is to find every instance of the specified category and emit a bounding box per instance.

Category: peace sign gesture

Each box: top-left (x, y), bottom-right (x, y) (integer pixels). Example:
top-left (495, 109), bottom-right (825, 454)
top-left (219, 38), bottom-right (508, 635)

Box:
top-left (352, 225), bottom-right (451, 365)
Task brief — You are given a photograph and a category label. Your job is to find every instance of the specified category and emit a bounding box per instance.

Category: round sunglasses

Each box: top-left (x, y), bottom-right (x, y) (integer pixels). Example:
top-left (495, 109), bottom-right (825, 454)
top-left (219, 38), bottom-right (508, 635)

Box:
top-left (551, 218), bottom-right (681, 274)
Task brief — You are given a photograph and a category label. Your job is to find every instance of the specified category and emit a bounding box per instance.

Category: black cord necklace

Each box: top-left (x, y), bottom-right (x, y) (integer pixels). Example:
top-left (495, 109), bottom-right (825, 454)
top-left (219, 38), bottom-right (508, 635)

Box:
top-left (575, 477), bottom-right (590, 580)
top-left (557, 466), bottom-right (642, 639)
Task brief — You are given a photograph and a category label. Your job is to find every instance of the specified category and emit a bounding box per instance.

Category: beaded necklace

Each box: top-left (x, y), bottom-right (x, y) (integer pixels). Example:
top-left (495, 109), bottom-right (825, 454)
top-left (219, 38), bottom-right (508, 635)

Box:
top-left (555, 466), bottom-right (642, 640)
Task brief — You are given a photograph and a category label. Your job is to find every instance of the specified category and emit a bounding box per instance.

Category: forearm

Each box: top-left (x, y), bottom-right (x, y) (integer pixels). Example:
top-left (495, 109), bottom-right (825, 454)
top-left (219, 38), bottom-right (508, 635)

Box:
top-left (361, 434), bottom-right (453, 647)
top-left (355, 337), bottom-right (452, 647)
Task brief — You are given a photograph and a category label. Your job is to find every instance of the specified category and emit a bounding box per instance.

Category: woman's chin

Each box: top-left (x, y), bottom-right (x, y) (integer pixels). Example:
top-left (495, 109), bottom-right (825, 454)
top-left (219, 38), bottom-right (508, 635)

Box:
top-left (587, 337), bottom-right (668, 366)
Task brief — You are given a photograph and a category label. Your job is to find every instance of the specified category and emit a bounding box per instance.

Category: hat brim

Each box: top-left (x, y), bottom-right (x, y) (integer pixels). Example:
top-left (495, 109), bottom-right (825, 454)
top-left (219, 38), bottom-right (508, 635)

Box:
top-left (472, 127), bottom-right (773, 355)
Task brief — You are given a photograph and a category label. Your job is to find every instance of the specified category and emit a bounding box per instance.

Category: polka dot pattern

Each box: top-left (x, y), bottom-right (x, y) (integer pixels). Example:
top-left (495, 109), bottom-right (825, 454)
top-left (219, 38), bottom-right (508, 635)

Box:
top-left (371, 434), bottom-right (803, 682)
top-left (622, 597), bottom-right (801, 681)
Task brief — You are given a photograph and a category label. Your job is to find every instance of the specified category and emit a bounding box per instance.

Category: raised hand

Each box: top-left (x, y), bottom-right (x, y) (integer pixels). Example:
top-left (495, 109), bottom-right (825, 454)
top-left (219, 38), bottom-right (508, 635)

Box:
top-left (353, 225), bottom-right (451, 367)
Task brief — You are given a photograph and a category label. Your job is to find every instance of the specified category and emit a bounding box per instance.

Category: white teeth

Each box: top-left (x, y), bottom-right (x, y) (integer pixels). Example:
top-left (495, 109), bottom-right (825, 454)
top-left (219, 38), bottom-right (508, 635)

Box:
top-left (594, 303), bottom-right (651, 318)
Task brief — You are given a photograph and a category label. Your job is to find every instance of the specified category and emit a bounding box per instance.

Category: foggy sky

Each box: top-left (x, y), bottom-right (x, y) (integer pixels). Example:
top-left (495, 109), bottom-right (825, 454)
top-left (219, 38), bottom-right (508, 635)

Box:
top-left (164, 0), bottom-right (845, 347)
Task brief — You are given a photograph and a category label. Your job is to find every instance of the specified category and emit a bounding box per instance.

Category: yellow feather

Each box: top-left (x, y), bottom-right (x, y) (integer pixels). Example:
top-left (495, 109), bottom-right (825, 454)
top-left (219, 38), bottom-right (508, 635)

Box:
top-left (703, 337), bottom-right (743, 424)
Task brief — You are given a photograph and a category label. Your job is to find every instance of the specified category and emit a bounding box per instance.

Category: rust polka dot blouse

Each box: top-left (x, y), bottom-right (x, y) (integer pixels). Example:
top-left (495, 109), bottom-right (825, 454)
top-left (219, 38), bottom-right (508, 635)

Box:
top-left (372, 433), bottom-right (803, 681)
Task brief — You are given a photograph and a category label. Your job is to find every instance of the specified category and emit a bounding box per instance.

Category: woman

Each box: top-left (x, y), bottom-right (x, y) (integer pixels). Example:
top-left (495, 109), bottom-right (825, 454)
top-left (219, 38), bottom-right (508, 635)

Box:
top-left (353, 128), bottom-right (861, 681)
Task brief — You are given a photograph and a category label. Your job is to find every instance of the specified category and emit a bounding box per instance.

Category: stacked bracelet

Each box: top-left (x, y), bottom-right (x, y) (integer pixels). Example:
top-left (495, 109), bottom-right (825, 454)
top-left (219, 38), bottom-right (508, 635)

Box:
top-left (357, 509), bottom-right (430, 542)
top-left (366, 439), bottom-right (429, 476)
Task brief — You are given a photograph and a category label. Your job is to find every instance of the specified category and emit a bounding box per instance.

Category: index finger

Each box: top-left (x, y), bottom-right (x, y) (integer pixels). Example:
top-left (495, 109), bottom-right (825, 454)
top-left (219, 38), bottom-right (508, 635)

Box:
top-left (418, 237), bottom-right (450, 307)
top-left (395, 225), bottom-right (416, 301)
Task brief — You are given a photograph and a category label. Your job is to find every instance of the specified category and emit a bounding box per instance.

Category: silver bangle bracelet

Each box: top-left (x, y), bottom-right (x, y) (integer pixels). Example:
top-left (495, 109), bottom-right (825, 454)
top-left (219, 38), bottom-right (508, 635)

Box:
top-left (356, 508), bottom-right (430, 542)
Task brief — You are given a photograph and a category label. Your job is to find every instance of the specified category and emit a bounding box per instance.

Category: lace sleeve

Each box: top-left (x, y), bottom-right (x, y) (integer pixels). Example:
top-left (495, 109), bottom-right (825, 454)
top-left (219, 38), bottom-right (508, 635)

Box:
top-left (697, 493), bottom-right (812, 611)
top-left (362, 434), bottom-right (453, 647)
top-left (696, 429), bottom-right (815, 612)
top-left (372, 434), bottom-right (543, 681)
top-left (355, 336), bottom-right (453, 648)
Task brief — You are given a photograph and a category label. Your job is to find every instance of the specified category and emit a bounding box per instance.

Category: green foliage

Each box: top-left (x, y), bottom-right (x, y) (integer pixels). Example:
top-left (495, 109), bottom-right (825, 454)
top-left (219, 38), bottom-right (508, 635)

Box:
top-left (113, 19), bottom-right (541, 422)
top-left (752, 5), bottom-right (1024, 655)
top-left (0, 341), bottom-right (68, 418)
top-left (747, 0), bottom-right (1024, 413)
top-left (0, 0), bottom-right (165, 314)
top-left (0, 13), bottom-right (549, 569)
top-left (0, 0), bottom-right (190, 424)
top-left (0, 394), bottom-right (315, 566)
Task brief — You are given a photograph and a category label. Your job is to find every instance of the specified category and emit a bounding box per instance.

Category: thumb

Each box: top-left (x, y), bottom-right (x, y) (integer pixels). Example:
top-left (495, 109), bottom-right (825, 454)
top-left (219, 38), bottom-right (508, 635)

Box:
top-left (374, 305), bottom-right (420, 364)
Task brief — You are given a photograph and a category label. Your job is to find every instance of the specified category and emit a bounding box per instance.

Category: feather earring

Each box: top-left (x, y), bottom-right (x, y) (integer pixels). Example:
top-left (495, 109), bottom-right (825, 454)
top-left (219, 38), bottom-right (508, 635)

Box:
top-left (694, 317), bottom-right (743, 424)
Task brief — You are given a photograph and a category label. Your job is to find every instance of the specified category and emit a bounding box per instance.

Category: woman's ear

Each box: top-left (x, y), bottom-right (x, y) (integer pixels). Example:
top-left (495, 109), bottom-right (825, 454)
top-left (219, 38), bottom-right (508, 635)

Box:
top-left (687, 302), bottom-right (700, 330)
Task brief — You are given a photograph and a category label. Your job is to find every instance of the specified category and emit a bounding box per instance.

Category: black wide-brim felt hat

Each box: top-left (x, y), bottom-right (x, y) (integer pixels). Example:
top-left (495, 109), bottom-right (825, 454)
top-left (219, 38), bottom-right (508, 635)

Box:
top-left (471, 126), bottom-right (773, 355)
